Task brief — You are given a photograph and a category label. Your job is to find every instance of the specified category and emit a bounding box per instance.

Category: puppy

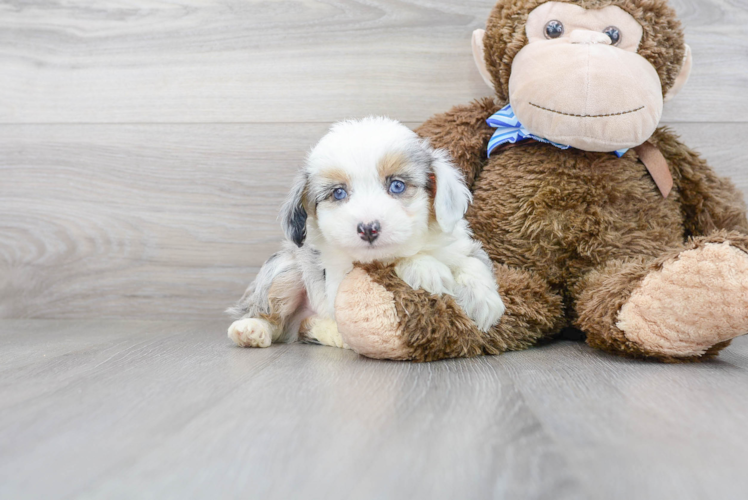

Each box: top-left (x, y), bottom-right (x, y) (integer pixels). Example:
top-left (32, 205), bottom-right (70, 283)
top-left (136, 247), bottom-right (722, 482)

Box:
top-left (227, 117), bottom-right (504, 349)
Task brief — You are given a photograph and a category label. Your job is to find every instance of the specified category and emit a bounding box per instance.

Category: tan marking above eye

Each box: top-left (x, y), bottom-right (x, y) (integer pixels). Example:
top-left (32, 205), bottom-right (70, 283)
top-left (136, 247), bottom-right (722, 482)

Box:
top-left (319, 167), bottom-right (350, 186)
top-left (377, 152), bottom-right (410, 181)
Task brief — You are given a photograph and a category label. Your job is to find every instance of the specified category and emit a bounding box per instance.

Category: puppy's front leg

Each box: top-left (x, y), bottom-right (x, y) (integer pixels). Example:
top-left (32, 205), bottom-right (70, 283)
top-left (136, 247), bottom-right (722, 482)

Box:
top-left (452, 258), bottom-right (505, 332)
top-left (395, 254), bottom-right (456, 296)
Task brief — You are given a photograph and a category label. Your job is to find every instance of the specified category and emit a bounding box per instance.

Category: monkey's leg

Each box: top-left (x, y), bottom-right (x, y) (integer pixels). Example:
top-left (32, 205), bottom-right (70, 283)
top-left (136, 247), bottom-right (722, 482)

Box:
top-left (574, 230), bottom-right (748, 362)
top-left (334, 262), bottom-right (563, 362)
top-left (483, 263), bottom-right (565, 353)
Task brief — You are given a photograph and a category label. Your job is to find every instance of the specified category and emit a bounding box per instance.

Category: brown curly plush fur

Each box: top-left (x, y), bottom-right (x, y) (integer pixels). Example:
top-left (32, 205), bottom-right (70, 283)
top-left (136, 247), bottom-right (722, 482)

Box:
top-left (347, 261), bottom-right (565, 362)
top-left (415, 96), bottom-right (748, 362)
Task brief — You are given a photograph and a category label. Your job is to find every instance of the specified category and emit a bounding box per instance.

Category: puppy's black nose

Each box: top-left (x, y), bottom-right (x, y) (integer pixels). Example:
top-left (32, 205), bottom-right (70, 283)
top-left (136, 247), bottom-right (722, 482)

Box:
top-left (357, 221), bottom-right (381, 244)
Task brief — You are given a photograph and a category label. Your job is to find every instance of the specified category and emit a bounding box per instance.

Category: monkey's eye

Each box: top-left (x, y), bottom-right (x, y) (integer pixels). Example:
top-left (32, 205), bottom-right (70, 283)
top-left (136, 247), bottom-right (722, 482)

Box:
top-left (544, 20), bottom-right (564, 39)
top-left (603, 26), bottom-right (621, 45)
top-left (388, 180), bottom-right (406, 195)
top-left (332, 187), bottom-right (348, 200)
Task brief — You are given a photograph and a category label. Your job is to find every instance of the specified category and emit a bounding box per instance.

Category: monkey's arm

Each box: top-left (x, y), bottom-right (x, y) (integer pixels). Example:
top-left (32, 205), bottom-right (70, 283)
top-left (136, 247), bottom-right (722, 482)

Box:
top-left (651, 127), bottom-right (748, 237)
top-left (416, 97), bottom-right (501, 189)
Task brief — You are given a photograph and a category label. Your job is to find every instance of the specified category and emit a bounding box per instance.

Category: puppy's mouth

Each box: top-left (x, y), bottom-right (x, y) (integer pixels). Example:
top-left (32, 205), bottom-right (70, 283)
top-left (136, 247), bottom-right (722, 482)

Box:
top-left (349, 240), bottom-right (400, 256)
top-left (357, 241), bottom-right (391, 251)
top-left (529, 102), bottom-right (644, 118)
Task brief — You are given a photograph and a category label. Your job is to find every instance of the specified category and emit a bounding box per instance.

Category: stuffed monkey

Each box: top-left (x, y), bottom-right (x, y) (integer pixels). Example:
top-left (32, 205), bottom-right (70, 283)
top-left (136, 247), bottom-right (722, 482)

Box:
top-left (333, 0), bottom-right (748, 362)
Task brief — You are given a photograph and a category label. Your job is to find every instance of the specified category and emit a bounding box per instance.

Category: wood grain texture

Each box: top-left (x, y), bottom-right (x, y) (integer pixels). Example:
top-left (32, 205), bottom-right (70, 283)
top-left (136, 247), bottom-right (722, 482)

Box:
top-left (2, 122), bottom-right (747, 320)
top-left (0, 0), bottom-right (746, 124)
top-left (0, 123), bottom-right (321, 320)
top-left (0, 319), bottom-right (747, 499)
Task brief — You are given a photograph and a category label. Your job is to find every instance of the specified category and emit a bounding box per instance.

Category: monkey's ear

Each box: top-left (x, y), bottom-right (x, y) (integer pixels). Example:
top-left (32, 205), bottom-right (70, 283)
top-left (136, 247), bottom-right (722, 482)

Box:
top-left (429, 147), bottom-right (473, 234)
top-left (664, 44), bottom-right (692, 102)
top-left (472, 29), bottom-right (495, 91)
top-left (280, 171), bottom-right (308, 247)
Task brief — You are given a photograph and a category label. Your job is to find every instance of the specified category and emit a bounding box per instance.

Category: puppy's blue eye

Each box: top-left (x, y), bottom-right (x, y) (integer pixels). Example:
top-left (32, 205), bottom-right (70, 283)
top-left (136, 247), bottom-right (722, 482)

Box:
top-left (389, 180), bottom-right (406, 195)
top-left (332, 187), bottom-right (347, 200)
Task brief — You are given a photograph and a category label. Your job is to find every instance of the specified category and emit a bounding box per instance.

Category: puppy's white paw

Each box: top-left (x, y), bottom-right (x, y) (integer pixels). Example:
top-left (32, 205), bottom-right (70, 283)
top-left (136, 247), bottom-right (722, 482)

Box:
top-left (453, 259), bottom-right (505, 331)
top-left (457, 286), bottom-right (505, 332)
top-left (395, 255), bottom-right (456, 296)
top-left (228, 318), bottom-right (274, 348)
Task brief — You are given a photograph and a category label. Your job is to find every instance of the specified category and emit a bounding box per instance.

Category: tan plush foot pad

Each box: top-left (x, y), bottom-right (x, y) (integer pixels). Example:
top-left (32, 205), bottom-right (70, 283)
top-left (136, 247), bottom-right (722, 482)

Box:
top-left (617, 243), bottom-right (748, 357)
top-left (334, 267), bottom-right (410, 360)
top-left (335, 263), bottom-right (487, 361)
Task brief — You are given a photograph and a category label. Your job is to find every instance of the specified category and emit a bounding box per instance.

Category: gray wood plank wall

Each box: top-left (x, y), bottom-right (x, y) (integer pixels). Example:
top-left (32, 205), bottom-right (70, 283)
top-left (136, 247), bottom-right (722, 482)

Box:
top-left (2, 0), bottom-right (747, 320)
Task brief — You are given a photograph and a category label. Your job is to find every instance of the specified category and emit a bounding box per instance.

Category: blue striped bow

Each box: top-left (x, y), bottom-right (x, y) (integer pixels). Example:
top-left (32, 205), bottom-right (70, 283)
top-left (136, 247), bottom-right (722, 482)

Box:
top-left (487, 104), bottom-right (628, 158)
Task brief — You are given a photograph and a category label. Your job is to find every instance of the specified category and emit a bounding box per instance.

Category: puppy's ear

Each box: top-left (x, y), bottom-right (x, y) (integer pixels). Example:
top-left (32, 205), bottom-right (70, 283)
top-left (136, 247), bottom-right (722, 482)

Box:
top-left (280, 171), bottom-right (308, 247)
top-left (428, 146), bottom-right (472, 233)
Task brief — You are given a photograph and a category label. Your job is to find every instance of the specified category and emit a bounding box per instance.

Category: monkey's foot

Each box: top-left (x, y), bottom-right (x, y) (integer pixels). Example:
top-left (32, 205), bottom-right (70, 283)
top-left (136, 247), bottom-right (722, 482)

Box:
top-left (617, 242), bottom-right (748, 358)
top-left (228, 318), bottom-right (274, 348)
top-left (335, 263), bottom-right (486, 361)
top-left (335, 267), bottom-right (410, 359)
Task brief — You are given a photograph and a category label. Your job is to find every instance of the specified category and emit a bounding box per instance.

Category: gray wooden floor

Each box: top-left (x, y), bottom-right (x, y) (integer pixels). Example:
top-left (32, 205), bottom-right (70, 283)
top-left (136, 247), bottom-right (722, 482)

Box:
top-left (1, 320), bottom-right (748, 500)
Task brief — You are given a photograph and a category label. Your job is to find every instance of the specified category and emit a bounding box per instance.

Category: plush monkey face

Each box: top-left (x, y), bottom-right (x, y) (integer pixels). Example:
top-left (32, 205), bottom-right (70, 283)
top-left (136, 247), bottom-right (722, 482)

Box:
top-left (473, 0), bottom-right (692, 152)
